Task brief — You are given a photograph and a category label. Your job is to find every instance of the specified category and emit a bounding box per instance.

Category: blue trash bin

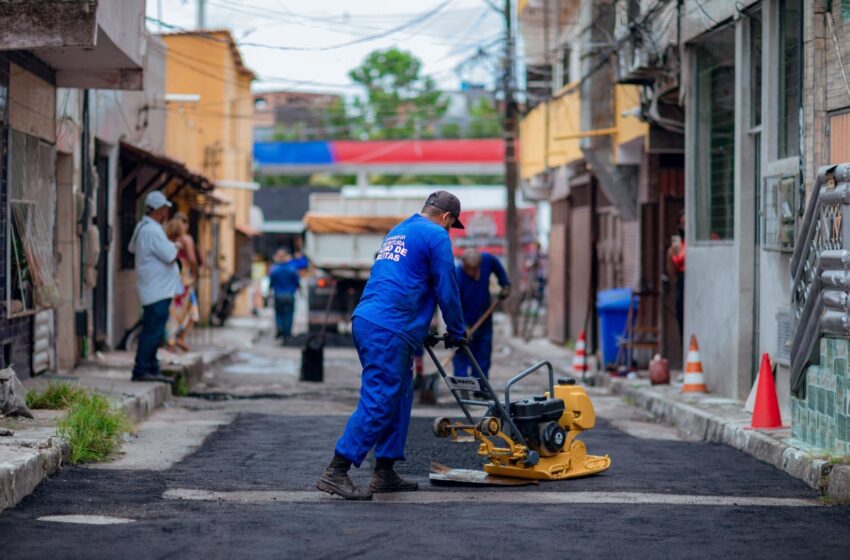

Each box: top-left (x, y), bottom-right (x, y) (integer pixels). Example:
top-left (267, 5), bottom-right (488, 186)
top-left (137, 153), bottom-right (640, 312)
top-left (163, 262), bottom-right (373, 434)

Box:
top-left (597, 288), bottom-right (635, 368)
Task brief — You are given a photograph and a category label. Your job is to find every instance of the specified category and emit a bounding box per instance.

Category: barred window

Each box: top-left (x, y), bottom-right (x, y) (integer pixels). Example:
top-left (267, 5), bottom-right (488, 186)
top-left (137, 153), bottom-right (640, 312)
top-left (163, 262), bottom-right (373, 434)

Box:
top-left (694, 25), bottom-right (736, 241)
top-left (778, 0), bottom-right (802, 159)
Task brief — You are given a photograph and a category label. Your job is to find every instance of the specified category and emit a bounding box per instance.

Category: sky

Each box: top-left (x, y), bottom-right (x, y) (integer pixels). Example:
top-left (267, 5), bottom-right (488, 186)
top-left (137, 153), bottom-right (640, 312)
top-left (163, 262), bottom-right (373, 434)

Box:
top-left (146, 0), bottom-right (505, 96)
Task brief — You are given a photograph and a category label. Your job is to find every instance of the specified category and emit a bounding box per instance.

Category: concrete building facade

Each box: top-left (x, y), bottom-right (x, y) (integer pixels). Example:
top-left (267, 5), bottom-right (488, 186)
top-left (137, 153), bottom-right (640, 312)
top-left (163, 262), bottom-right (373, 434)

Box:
top-left (518, 0), bottom-right (669, 369)
top-left (0, 1), bottom-right (149, 378)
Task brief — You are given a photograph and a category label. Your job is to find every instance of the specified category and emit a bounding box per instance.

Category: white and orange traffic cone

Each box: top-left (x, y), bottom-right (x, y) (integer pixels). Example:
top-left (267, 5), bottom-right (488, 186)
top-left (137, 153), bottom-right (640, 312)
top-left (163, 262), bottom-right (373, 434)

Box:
top-left (682, 335), bottom-right (708, 393)
top-left (573, 330), bottom-right (588, 376)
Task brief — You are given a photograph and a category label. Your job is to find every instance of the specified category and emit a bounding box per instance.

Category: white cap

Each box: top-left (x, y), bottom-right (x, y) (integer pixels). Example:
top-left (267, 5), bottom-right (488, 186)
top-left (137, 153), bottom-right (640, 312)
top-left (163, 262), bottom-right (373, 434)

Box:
top-left (144, 191), bottom-right (172, 210)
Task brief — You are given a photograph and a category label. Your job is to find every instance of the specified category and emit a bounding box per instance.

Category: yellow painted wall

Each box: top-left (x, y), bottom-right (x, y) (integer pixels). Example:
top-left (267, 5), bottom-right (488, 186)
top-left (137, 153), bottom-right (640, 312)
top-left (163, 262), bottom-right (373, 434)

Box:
top-left (162, 32), bottom-right (255, 316)
top-left (614, 85), bottom-right (648, 149)
top-left (520, 88), bottom-right (582, 180)
top-left (519, 84), bottom-right (648, 179)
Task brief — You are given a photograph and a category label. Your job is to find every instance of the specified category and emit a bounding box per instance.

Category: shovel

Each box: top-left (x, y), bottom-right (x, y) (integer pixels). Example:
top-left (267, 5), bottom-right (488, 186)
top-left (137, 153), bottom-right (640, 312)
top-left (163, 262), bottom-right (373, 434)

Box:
top-left (418, 299), bottom-right (500, 405)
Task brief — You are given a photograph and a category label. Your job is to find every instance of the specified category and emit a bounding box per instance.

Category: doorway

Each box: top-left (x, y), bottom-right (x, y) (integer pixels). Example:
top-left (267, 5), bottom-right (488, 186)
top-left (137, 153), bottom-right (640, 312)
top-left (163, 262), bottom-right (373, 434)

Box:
top-left (658, 154), bottom-right (685, 368)
top-left (93, 154), bottom-right (111, 350)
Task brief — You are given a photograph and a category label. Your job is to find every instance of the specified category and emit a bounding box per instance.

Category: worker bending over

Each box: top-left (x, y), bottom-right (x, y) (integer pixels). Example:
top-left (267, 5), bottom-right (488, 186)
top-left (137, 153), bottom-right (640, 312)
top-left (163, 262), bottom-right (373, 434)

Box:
top-left (317, 191), bottom-right (467, 501)
top-left (453, 249), bottom-right (510, 380)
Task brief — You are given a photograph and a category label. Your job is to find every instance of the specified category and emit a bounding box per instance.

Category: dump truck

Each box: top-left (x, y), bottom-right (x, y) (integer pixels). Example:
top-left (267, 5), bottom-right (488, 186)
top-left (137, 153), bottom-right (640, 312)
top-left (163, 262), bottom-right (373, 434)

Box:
top-left (303, 193), bottom-right (423, 332)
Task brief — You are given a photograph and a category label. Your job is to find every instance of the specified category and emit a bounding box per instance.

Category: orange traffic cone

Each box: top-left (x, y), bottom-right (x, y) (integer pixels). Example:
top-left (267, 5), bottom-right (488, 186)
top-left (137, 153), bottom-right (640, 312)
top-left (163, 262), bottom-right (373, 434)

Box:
top-left (682, 335), bottom-right (708, 393)
top-left (750, 353), bottom-right (784, 429)
top-left (573, 330), bottom-right (588, 376)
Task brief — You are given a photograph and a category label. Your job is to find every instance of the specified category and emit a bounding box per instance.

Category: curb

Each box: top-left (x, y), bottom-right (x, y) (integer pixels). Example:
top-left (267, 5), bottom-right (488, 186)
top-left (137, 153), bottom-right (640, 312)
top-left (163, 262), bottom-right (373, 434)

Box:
top-left (0, 326), bottom-right (263, 513)
top-left (0, 436), bottom-right (69, 512)
top-left (601, 375), bottom-right (850, 502)
top-left (0, 380), bottom-right (170, 513)
top-left (117, 380), bottom-right (172, 425)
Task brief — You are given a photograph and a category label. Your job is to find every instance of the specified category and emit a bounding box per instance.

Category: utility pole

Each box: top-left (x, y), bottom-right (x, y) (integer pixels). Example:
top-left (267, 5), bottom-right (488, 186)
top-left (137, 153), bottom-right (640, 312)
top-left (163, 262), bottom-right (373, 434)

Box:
top-left (503, 0), bottom-right (521, 335)
top-left (197, 0), bottom-right (206, 30)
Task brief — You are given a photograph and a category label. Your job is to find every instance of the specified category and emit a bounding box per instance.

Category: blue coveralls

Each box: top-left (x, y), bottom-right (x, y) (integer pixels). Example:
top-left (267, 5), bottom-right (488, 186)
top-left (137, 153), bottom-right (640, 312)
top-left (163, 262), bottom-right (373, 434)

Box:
top-left (452, 252), bottom-right (510, 379)
top-left (269, 262), bottom-right (300, 338)
top-left (335, 214), bottom-right (465, 466)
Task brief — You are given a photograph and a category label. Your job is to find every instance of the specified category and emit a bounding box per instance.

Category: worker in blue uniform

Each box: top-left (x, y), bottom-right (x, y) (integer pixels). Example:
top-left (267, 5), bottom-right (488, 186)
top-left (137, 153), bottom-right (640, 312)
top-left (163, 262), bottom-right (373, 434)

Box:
top-left (317, 191), bottom-right (467, 501)
top-left (452, 248), bottom-right (510, 381)
top-left (268, 250), bottom-right (300, 342)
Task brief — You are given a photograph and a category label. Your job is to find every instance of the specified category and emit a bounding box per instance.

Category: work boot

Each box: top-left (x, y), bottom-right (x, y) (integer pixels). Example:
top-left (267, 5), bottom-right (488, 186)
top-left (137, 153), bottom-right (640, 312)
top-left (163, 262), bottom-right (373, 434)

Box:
top-left (316, 454), bottom-right (372, 500)
top-left (369, 459), bottom-right (419, 493)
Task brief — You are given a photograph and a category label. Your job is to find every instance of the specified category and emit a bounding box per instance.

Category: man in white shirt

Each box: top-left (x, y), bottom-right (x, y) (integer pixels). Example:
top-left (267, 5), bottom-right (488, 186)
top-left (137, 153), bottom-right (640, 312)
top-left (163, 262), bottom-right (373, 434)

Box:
top-left (128, 191), bottom-right (185, 383)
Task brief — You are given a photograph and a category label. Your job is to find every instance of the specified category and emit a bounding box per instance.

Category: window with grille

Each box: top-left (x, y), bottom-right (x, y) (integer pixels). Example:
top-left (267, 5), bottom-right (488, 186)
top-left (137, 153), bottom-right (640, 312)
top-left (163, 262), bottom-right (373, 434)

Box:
top-left (778, 0), bottom-right (802, 159)
top-left (6, 129), bottom-right (58, 316)
top-left (694, 24), bottom-right (736, 241)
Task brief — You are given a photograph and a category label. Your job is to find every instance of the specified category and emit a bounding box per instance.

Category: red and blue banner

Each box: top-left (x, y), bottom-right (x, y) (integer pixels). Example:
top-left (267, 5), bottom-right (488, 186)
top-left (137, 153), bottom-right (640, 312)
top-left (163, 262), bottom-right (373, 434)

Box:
top-left (254, 139), bottom-right (504, 167)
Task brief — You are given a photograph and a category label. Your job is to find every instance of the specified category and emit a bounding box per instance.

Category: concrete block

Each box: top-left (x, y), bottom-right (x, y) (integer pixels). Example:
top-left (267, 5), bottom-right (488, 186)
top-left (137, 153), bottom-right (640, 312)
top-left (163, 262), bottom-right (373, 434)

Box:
top-left (826, 465), bottom-right (850, 503)
top-left (0, 437), bottom-right (70, 512)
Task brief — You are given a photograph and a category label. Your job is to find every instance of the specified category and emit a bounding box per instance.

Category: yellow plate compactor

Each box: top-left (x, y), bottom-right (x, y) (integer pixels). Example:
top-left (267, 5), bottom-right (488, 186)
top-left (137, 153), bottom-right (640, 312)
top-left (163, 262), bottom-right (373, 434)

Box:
top-left (424, 334), bottom-right (611, 482)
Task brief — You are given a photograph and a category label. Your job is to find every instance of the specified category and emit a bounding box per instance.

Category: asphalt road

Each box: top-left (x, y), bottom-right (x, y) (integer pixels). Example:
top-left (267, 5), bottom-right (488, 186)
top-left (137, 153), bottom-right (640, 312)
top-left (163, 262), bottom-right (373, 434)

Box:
top-left (2, 412), bottom-right (850, 559)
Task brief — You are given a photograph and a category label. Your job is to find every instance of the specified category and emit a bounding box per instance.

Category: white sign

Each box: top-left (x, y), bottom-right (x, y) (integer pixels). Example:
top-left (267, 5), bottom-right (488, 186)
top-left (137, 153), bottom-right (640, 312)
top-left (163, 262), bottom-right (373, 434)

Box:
top-left (446, 377), bottom-right (481, 391)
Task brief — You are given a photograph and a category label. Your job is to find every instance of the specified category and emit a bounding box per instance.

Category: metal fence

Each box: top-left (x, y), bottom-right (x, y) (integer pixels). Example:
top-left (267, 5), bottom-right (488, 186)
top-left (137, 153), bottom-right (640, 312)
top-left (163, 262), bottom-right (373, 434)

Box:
top-left (790, 164), bottom-right (850, 396)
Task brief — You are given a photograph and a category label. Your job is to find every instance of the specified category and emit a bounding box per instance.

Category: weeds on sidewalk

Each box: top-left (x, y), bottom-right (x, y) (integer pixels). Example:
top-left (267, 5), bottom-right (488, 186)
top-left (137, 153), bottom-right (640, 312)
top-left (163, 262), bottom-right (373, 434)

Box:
top-left (23, 383), bottom-right (132, 463)
top-left (26, 382), bottom-right (88, 410)
top-left (57, 393), bottom-right (131, 464)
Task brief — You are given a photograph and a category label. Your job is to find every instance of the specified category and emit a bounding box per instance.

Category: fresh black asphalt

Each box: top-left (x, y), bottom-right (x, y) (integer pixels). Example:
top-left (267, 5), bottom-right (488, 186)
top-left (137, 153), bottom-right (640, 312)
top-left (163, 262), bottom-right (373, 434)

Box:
top-left (2, 413), bottom-right (849, 559)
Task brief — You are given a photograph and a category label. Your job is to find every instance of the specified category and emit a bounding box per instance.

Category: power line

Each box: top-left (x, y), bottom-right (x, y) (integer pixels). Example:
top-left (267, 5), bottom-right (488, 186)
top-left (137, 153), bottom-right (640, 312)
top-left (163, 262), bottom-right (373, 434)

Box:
top-left (157, 36), bottom-right (484, 98)
top-left (149, 1), bottom-right (460, 53)
top-left (691, 0), bottom-right (720, 26)
top-left (553, 0), bottom-right (672, 99)
top-left (207, 0), bottom-right (496, 46)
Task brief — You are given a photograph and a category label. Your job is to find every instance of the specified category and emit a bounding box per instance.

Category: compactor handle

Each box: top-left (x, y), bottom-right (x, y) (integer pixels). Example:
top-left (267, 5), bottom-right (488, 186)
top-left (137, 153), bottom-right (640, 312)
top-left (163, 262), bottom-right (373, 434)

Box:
top-left (425, 331), bottom-right (467, 349)
top-left (504, 361), bottom-right (556, 409)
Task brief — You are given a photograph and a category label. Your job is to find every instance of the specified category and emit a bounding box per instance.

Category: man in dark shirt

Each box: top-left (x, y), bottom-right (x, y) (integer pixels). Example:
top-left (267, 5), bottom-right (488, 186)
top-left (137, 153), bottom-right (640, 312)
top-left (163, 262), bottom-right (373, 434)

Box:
top-left (317, 191), bottom-right (467, 501)
top-left (453, 249), bottom-right (510, 380)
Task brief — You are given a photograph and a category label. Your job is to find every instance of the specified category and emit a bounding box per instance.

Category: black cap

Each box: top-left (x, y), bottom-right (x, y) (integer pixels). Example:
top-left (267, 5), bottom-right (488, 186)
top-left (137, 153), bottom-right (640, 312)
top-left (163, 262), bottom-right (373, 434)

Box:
top-left (425, 190), bottom-right (464, 229)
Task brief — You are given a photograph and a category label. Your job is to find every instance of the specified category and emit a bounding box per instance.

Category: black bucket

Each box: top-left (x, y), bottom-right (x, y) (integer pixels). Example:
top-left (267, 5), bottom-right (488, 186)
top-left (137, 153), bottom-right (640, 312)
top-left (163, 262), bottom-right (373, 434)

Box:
top-left (300, 334), bottom-right (325, 382)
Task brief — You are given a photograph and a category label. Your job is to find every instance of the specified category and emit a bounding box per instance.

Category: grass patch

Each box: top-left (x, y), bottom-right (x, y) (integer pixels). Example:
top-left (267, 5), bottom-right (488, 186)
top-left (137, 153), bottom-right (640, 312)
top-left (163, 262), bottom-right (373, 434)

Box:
top-left (26, 382), bottom-right (88, 410)
top-left (57, 393), bottom-right (131, 464)
top-left (171, 371), bottom-right (189, 397)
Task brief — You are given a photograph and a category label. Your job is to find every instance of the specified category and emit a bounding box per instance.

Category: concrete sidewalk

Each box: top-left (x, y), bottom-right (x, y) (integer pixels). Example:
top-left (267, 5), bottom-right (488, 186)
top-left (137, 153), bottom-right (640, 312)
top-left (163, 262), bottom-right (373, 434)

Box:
top-left (0, 321), bottom-right (266, 513)
top-left (598, 374), bottom-right (850, 502)
top-left (0, 375), bottom-right (170, 513)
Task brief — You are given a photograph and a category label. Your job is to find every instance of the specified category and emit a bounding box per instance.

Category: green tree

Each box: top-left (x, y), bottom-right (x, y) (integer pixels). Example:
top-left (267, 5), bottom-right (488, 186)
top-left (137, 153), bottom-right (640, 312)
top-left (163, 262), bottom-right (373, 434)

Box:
top-left (349, 48), bottom-right (448, 140)
top-left (440, 122), bottom-right (462, 139)
top-left (326, 98), bottom-right (353, 140)
top-left (466, 97), bottom-right (502, 139)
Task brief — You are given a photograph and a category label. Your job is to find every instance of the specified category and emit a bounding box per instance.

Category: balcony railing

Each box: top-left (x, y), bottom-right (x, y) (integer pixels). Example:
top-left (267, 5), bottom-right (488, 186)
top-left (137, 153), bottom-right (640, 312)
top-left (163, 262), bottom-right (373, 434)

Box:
top-left (790, 164), bottom-right (850, 396)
